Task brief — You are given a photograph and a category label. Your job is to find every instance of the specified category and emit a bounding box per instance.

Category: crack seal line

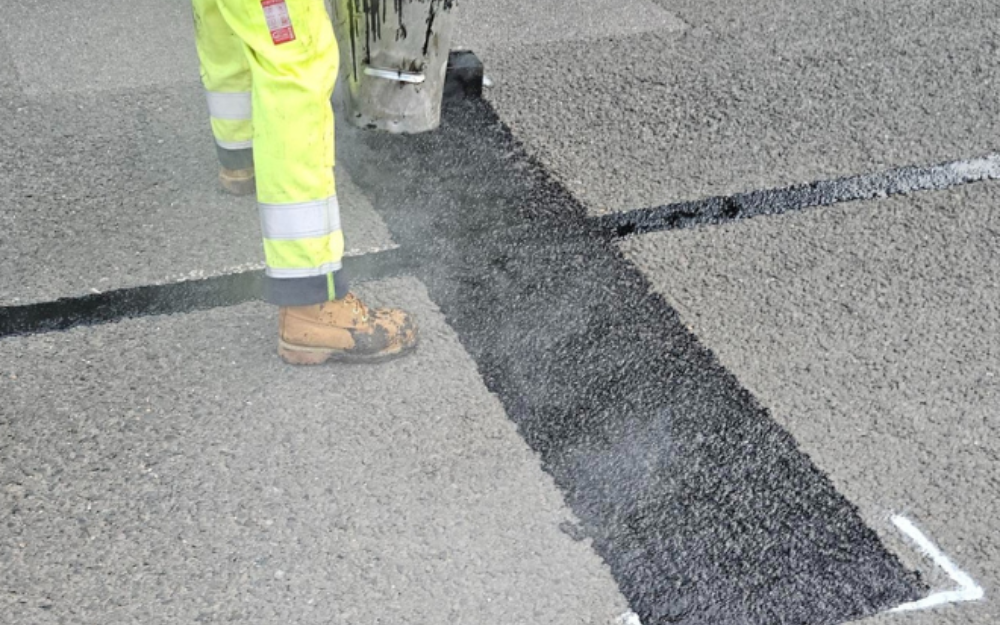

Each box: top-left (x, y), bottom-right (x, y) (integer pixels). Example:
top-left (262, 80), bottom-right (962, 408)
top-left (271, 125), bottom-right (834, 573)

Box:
top-left (4, 153), bottom-right (1000, 339)
top-left (0, 247), bottom-right (411, 339)
top-left (596, 153), bottom-right (1000, 236)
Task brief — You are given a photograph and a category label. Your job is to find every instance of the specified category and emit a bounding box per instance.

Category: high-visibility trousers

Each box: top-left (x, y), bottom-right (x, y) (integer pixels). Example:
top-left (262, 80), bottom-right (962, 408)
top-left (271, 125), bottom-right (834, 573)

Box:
top-left (191, 0), bottom-right (348, 305)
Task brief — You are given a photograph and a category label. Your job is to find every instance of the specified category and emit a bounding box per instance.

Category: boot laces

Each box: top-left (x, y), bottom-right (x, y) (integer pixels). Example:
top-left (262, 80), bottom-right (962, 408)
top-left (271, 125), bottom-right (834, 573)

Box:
top-left (345, 294), bottom-right (370, 323)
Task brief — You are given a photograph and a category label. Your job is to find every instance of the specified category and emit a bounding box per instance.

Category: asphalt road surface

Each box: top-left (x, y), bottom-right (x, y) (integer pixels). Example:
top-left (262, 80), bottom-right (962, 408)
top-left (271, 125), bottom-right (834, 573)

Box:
top-left (2, 1), bottom-right (998, 624)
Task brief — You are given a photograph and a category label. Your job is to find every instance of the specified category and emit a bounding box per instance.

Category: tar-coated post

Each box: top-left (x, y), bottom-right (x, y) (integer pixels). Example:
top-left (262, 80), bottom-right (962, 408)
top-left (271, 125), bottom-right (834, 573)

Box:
top-left (331, 0), bottom-right (457, 134)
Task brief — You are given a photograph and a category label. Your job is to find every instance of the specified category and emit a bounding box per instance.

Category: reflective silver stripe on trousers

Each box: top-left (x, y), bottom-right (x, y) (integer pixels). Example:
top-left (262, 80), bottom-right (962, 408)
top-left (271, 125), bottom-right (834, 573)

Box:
top-left (259, 196), bottom-right (341, 240)
top-left (266, 261), bottom-right (343, 279)
top-left (206, 91), bottom-right (252, 120)
top-left (215, 138), bottom-right (253, 150)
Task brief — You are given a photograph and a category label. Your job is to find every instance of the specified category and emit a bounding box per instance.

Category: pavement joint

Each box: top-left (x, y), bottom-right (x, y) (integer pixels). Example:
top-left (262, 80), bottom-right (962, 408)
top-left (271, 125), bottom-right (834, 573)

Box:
top-left (0, 247), bottom-right (411, 339)
top-left (7, 148), bottom-right (999, 343)
top-left (595, 153), bottom-right (1000, 237)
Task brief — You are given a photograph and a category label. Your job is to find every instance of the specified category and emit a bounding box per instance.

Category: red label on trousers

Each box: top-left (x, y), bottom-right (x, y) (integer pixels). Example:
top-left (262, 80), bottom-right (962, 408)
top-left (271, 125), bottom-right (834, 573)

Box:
top-left (262, 0), bottom-right (296, 45)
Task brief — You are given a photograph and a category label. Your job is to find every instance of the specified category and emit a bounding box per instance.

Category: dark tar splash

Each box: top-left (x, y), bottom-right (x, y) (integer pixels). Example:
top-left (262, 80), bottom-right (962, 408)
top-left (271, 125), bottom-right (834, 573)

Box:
top-left (421, 0), bottom-right (437, 57)
top-left (346, 0), bottom-right (455, 73)
top-left (347, 0), bottom-right (359, 80)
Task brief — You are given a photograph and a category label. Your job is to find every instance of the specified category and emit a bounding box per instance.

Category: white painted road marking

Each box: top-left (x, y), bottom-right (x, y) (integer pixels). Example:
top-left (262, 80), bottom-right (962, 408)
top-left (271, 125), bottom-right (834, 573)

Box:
top-left (616, 611), bottom-right (643, 625)
top-left (890, 515), bottom-right (984, 613)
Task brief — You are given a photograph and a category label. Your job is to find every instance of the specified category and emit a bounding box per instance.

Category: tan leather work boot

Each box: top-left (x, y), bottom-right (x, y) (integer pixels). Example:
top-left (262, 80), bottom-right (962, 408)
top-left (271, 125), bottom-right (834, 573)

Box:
top-left (278, 293), bottom-right (418, 365)
top-left (219, 167), bottom-right (255, 196)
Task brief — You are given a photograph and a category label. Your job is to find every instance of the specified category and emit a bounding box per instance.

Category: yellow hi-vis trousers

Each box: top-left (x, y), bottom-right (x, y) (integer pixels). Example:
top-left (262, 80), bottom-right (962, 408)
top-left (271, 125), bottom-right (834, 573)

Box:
top-left (192, 0), bottom-right (347, 305)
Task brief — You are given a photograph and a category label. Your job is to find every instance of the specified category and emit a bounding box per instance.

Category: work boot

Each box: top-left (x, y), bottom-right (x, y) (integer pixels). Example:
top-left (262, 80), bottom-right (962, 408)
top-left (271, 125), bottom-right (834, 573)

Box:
top-left (219, 166), bottom-right (256, 196)
top-left (278, 293), bottom-right (418, 365)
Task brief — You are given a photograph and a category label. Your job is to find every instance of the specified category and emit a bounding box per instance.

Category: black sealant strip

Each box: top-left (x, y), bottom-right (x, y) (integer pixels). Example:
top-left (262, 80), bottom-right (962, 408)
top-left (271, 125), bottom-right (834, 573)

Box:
top-left (341, 98), bottom-right (925, 625)
top-left (0, 248), bottom-right (410, 339)
top-left (596, 153), bottom-right (1000, 237)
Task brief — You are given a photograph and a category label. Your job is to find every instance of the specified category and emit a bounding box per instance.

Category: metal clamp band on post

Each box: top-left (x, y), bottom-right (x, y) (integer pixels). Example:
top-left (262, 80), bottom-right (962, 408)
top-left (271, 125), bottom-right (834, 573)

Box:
top-left (363, 67), bottom-right (426, 84)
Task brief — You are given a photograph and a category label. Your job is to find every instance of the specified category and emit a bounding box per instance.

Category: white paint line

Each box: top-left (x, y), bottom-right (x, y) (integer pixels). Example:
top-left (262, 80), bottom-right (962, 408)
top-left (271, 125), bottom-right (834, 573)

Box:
top-left (148, 243), bottom-right (401, 288)
top-left (615, 611), bottom-right (643, 625)
top-left (343, 242), bottom-right (400, 257)
top-left (947, 153), bottom-right (1000, 181)
top-left (889, 515), bottom-right (984, 613)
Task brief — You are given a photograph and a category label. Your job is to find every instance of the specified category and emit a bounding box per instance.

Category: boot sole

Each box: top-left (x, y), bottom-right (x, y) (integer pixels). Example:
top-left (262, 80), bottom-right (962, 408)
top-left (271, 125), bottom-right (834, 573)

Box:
top-left (278, 338), bottom-right (417, 366)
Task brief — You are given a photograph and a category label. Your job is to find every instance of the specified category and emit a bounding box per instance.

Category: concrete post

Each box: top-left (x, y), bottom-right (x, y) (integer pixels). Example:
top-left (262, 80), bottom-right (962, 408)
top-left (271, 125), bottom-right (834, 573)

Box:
top-left (331, 0), bottom-right (457, 134)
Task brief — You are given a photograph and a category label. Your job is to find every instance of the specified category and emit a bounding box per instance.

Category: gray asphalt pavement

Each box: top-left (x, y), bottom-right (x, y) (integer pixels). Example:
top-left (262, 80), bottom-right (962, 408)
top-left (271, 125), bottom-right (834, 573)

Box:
top-left (2, 0), bottom-right (999, 624)
top-left (3, 0), bottom-right (196, 96)
top-left (478, 2), bottom-right (1000, 214)
top-left (0, 87), bottom-right (393, 306)
top-left (455, 0), bottom-right (686, 50)
top-left (0, 279), bottom-right (627, 625)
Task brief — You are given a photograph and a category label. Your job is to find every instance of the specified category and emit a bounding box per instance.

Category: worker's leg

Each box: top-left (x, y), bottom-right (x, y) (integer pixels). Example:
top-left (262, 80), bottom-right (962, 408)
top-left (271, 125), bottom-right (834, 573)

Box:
top-left (215, 0), bottom-right (416, 363)
top-left (191, 0), bottom-right (256, 194)
top-left (215, 0), bottom-right (342, 304)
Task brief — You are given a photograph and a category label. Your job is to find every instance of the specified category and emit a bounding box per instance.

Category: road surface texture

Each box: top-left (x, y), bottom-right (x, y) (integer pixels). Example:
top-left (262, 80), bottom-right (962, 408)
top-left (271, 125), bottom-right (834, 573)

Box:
top-left (622, 182), bottom-right (1000, 625)
top-left (1, 0), bottom-right (997, 624)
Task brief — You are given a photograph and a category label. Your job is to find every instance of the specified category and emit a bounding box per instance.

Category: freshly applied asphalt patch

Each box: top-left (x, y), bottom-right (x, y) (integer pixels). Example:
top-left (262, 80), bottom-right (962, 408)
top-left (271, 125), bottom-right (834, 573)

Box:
top-left (340, 99), bottom-right (925, 624)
